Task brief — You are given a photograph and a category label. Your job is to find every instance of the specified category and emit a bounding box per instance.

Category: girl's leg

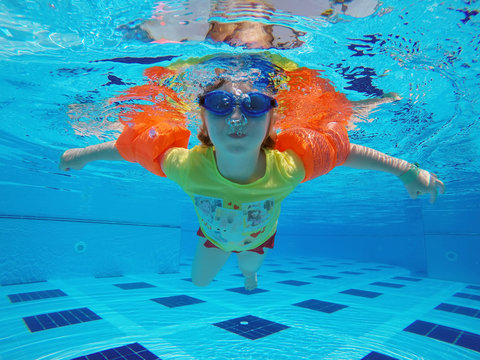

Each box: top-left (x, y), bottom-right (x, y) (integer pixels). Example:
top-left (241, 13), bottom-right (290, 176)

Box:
top-left (191, 238), bottom-right (231, 287)
top-left (236, 249), bottom-right (268, 290)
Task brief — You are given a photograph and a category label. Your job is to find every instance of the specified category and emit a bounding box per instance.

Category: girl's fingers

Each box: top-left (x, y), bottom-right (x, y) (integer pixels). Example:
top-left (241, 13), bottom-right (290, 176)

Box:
top-left (437, 180), bottom-right (446, 194)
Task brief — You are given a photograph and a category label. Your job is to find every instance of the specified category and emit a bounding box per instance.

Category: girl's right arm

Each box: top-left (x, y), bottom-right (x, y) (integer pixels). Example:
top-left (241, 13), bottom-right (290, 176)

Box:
top-left (59, 141), bottom-right (124, 171)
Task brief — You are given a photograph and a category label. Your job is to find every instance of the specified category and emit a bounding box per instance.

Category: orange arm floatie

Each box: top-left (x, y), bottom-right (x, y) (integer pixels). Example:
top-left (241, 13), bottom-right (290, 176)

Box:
top-left (113, 65), bottom-right (191, 177)
top-left (275, 122), bottom-right (350, 182)
top-left (115, 123), bottom-right (190, 177)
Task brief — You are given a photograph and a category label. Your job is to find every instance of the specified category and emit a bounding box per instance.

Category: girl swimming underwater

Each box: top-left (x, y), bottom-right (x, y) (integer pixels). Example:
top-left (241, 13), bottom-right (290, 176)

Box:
top-left (59, 54), bottom-right (445, 291)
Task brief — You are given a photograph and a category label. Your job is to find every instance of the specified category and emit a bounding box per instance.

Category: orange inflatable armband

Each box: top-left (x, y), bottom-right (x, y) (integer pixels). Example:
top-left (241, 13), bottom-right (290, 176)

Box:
top-left (275, 122), bottom-right (350, 182)
top-left (113, 64), bottom-right (192, 177)
top-left (116, 123), bottom-right (190, 177)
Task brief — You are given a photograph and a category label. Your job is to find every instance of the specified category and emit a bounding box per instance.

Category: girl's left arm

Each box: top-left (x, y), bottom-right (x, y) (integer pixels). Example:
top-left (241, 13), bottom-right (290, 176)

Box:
top-left (59, 141), bottom-right (124, 171)
top-left (342, 144), bottom-right (445, 203)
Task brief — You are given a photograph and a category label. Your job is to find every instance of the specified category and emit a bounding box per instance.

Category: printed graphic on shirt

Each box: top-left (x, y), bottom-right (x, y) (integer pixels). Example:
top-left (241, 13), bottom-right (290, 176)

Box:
top-left (194, 196), bottom-right (223, 223)
top-left (193, 195), bottom-right (275, 246)
top-left (243, 199), bottom-right (274, 230)
top-left (213, 207), bottom-right (243, 233)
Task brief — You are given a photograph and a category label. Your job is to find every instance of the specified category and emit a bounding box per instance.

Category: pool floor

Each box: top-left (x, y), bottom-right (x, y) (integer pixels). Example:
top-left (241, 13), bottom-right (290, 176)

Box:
top-left (1, 256), bottom-right (479, 359)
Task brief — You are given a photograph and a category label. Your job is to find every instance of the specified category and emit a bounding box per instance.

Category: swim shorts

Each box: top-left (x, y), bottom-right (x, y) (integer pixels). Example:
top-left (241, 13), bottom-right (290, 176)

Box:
top-left (197, 228), bottom-right (275, 254)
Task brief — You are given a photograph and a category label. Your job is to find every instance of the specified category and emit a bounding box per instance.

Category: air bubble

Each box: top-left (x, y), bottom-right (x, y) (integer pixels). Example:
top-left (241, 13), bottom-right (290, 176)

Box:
top-left (75, 241), bottom-right (87, 253)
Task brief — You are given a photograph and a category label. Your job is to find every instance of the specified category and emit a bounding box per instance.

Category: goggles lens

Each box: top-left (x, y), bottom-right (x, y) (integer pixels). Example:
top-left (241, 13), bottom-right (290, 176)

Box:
top-left (200, 90), bottom-right (277, 117)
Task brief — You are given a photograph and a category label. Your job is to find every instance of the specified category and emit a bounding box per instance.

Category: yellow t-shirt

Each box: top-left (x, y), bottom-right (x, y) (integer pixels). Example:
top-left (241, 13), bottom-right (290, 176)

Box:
top-left (162, 146), bottom-right (305, 252)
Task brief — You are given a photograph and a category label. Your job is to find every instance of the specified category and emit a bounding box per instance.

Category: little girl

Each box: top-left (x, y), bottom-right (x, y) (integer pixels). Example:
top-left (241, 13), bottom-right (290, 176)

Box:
top-left (59, 54), bottom-right (445, 291)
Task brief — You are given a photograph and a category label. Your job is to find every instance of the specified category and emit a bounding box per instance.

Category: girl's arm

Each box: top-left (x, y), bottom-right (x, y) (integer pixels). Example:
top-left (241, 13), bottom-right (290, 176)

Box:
top-left (59, 141), bottom-right (124, 171)
top-left (342, 144), bottom-right (445, 203)
top-left (351, 92), bottom-right (401, 109)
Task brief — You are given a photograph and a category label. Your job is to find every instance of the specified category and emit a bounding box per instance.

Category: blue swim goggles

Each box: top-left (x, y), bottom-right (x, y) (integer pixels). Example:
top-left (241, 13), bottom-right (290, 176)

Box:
top-left (199, 90), bottom-right (278, 117)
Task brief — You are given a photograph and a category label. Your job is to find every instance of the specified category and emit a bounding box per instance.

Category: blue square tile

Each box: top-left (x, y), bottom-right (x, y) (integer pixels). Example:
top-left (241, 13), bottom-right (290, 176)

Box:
top-left (466, 285), bottom-right (480, 291)
top-left (456, 332), bottom-right (480, 352)
top-left (435, 303), bottom-right (480, 318)
top-left (392, 276), bottom-right (422, 282)
top-left (361, 351), bottom-right (399, 360)
top-left (49, 312), bottom-right (69, 327)
top-left (455, 306), bottom-right (479, 317)
top-left (117, 345), bottom-right (135, 356)
top-left (71, 309), bottom-right (90, 322)
top-left (23, 316), bottom-right (43, 332)
top-left (151, 295), bottom-right (205, 308)
top-left (404, 321), bottom-right (480, 354)
top-left (8, 294), bottom-right (21, 303)
top-left (114, 282), bottom-right (156, 290)
top-left (313, 275), bottom-right (340, 280)
top-left (213, 315), bottom-right (289, 340)
top-left (182, 277), bottom-right (216, 282)
top-left (85, 353), bottom-right (106, 360)
top-left (454, 292), bottom-right (480, 301)
top-left (72, 343), bottom-right (161, 360)
top-left (293, 299), bottom-right (348, 314)
top-left (226, 287), bottom-right (268, 295)
top-left (101, 349), bottom-right (122, 358)
top-left (1, 279), bottom-right (47, 286)
top-left (80, 308), bottom-right (102, 321)
top-left (23, 292), bottom-right (36, 300)
top-left (59, 310), bottom-right (82, 324)
top-left (127, 343), bottom-right (145, 352)
top-left (277, 280), bottom-right (311, 286)
top-left (403, 320), bottom-right (436, 335)
top-left (37, 314), bottom-right (57, 330)
top-left (340, 289), bottom-right (382, 298)
top-left (23, 308), bottom-right (101, 333)
top-left (370, 282), bottom-right (405, 289)
top-left (428, 325), bottom-right (461, 343)
top-left (434, 303), bottom-right (457, 312)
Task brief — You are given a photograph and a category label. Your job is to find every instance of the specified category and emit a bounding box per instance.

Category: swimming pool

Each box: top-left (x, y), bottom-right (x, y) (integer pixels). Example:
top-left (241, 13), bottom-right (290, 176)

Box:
top-left (0, 0), bottom-right (479, 359)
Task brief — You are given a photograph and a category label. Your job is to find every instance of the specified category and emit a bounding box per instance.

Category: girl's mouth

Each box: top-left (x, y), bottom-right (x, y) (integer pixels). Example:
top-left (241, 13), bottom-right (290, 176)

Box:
top-left (229, 133), bottom-right (246, 139)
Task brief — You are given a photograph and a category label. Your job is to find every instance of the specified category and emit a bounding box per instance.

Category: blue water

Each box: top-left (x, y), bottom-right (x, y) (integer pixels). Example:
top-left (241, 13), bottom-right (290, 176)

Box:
top-left (0, 0), bottom-right (479, 359)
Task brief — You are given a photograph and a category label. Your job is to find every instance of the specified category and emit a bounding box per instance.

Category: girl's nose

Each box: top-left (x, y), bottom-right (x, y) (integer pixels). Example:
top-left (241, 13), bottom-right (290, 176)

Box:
top-left (226, 109), bottom-right (248, 134)
top-left (228, 106), bottom-right (247, 125)
top-left (230, 105), bottom-right (243, 119)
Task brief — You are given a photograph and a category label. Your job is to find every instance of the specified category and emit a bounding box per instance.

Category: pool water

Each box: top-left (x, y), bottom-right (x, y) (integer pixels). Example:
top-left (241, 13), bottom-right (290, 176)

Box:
top-left (0, 0), bottom-right (479, 359)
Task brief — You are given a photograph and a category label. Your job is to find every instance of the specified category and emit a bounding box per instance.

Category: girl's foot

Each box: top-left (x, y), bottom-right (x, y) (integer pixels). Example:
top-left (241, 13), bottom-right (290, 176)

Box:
top-left (244, 273), bottom-right (258, 291)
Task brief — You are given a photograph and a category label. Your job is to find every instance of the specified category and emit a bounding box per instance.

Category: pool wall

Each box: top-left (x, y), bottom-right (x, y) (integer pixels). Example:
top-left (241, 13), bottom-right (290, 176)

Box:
top-left (1, 159), bottom-right (478, 286)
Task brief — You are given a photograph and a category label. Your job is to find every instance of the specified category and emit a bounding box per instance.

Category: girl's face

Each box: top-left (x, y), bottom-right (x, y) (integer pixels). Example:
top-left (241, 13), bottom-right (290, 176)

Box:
top-left (200, 81), bottom-right (275, 154)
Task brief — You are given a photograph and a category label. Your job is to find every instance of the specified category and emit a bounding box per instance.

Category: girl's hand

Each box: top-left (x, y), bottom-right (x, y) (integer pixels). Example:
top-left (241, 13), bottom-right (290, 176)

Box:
top-left (400, 166), bottom-right (446, 204)
top-left (381, 92), bottom-right (402, 102)
top-left (59, 148), bottom-right (88, 171)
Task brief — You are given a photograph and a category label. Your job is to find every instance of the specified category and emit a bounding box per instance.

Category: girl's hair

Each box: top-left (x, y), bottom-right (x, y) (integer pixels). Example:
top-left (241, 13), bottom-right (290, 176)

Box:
top-left (196, 78), bottom-right (276, 149)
